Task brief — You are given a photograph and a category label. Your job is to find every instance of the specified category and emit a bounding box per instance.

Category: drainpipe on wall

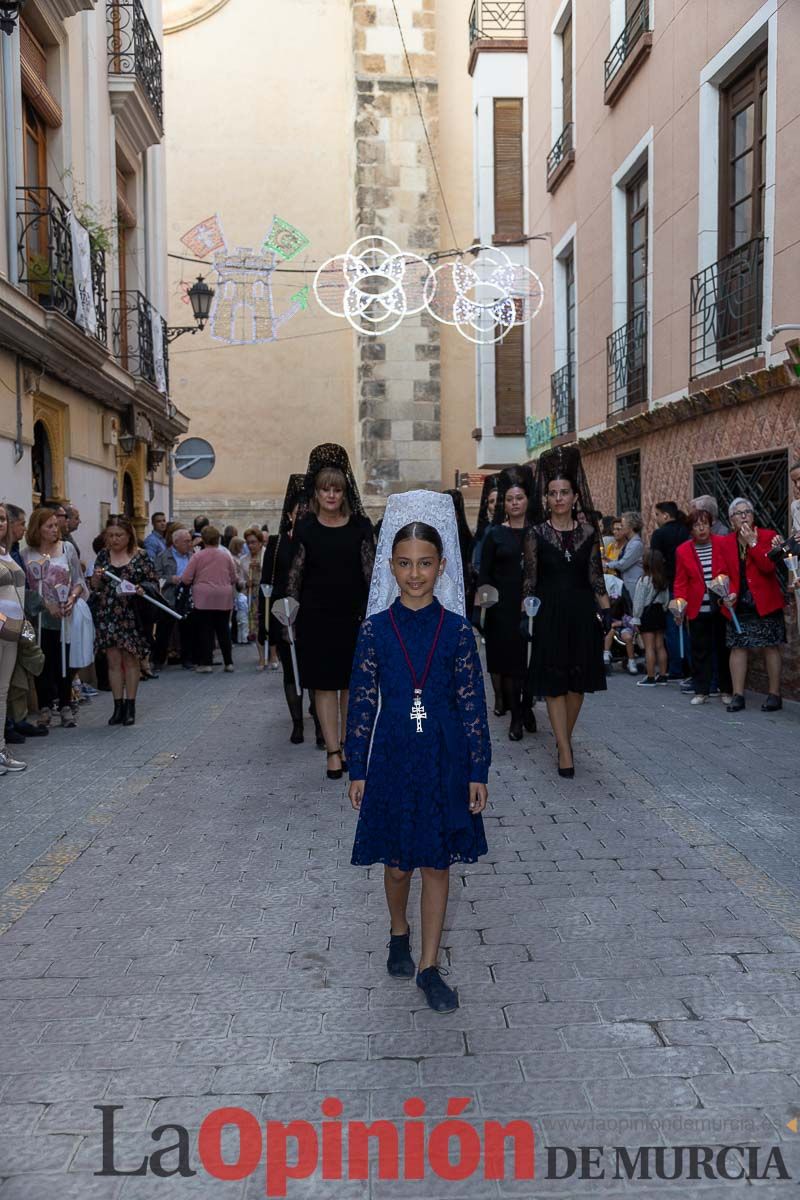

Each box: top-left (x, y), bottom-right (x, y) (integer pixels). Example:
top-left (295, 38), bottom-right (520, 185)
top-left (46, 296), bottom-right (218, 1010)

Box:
top-left (13, 356), bottom-right (23, 464)
top-left (2, 31), bottom-right (18, 286)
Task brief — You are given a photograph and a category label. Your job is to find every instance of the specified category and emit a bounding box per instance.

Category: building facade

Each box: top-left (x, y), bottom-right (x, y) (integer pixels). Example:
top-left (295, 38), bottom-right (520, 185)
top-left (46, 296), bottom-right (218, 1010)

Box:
top-left (163, 0), bottom-right (476, 528)
top-left (520, 0), bottom-right (799, 534)
top-left (513, 0), bottom-right (800, 688)
top-left (0, 0), bottom-right (183, 543)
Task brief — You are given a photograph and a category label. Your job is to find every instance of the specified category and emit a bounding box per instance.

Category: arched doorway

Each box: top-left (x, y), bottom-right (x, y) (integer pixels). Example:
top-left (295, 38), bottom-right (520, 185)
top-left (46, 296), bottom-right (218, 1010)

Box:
top-left (32, 419), bottom-right (53, 502)
top-left (122, 472), bottom-right (135, 519)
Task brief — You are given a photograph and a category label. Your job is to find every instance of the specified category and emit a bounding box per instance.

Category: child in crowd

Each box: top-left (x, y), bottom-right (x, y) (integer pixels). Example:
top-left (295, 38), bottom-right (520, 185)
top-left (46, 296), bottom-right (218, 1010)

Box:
top-left (603, 595), bottom-right (638, 675)
top-left (345, 492), bottom-right (490, 1015)
top-left (632, 549), bottom-right (670, 686)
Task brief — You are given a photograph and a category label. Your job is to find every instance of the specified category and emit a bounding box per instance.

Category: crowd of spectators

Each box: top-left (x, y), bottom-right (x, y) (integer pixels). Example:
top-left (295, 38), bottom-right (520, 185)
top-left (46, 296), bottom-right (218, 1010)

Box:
top-left (0, 502), bottom-right (270, 774)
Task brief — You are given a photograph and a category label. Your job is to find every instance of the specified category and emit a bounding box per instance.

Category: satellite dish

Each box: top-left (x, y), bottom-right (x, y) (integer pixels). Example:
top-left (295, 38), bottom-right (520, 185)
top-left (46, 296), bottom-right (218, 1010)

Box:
top-left (174, 437), bottom-right (216, 480)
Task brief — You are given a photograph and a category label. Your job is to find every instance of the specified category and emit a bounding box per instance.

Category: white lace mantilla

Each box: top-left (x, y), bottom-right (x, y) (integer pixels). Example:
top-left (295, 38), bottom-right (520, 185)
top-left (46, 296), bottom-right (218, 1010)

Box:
top-left (366, 491), bottom-right (466, 617)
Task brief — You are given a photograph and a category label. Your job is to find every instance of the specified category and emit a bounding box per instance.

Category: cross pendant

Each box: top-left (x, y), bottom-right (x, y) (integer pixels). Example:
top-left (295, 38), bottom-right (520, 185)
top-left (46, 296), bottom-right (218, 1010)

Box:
top-left (565, 550), bottom-right (572, 562)
top-left (410, 690), bottom-right (427, 733)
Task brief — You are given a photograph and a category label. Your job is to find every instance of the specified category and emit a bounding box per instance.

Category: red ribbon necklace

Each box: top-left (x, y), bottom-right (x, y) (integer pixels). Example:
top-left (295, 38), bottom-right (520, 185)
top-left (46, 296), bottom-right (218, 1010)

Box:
top-left (388, 601), bottom-right (445, 733)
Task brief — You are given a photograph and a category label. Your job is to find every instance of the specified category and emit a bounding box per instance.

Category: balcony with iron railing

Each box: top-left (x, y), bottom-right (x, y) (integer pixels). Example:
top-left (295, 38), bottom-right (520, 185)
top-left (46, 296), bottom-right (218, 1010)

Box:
top-left (689, 237), bottom-right (764, 379)
top-left (607, 310), bottom-right (648, 418)
top-left (468, 1), bottom-right (526, 69)
top-left (16, 186), bottom-right (107, 346)
top-left (107, 0), bottom-right (163, 151)
top-left (113, 290), bottom-right (169, 395)
top-left (546, 122), bottom-right (575, 193)
top-left (551, 359), bottom-right (576, 438)
top-left (604, 0), bottom-right (652, 105)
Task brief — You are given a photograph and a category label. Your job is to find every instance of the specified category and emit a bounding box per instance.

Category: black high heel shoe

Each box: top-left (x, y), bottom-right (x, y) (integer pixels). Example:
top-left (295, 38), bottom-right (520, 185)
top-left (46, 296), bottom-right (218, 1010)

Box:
top-left (326, 750), bottom-right (343, 780)
top-left (557, 743), bottom-right (574, 778)
top-left (523, 706), bottom-right (537, 733)
top-left (339, 747), bottom-right (349, 774)
top-left (290, 720), bottom-right (304, 744)
top-left (508, 716), bottom-right (523, 741)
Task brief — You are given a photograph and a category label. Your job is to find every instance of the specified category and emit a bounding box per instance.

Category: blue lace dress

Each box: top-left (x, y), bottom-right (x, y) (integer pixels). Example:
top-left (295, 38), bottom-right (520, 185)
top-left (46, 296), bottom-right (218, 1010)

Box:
top-left (346, 598), bottom-right (491, 871)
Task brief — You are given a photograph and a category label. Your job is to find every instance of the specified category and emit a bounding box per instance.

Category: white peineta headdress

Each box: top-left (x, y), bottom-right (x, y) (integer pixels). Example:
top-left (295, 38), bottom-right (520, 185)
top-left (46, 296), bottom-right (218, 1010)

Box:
top-left (366, 490), bottom-right (466, 618)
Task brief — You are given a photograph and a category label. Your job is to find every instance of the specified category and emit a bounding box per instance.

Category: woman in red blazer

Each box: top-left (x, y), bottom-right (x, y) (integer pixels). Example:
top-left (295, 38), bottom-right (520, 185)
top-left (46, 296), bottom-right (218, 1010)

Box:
top-left (724, 498), bottom-right (786, 712)
top-left (673, 508), bottom-right (737, 704)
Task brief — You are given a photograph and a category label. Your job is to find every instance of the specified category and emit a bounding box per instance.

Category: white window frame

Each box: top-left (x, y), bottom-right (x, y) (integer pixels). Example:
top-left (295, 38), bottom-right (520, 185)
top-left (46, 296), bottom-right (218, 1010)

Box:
top-left (552, 223), bottom-right (578, 428)
top-left (610, 127), bottom-right (653, 407)
top-left (550, 0), bottom-right (574, 149)
top-left (697, 0), bottom-right (777, 362)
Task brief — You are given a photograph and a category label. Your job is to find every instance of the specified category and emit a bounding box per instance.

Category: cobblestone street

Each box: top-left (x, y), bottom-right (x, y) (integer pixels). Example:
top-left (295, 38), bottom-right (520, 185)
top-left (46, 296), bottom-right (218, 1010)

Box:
top-left (1, 646), bottom-right (800, 1198)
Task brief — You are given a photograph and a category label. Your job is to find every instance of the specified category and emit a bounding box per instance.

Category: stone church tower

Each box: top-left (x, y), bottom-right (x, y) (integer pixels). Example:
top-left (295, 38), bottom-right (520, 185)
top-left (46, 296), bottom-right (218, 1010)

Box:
top-left (352, 0), bottom-right (442, 497)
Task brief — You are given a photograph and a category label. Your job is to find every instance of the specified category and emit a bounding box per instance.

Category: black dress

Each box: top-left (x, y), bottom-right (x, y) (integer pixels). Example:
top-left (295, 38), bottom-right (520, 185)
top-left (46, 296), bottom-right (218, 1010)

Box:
top-left (258, 533), bottom-right (294, 655)
top-left (478, 525), bottom-right (527, 677)
top-left (288, 514), bottom-right (375, 690)
top-left (524, 521), bottom-right (608, 697)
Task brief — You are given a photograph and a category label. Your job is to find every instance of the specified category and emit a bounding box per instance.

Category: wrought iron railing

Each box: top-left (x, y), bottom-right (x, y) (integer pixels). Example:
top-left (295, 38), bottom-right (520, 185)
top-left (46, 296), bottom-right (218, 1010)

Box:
top-left (551, 359), bottom-right (576, 437)
top-left (689, 237), bottom-right (764, 377)
top-left (607, 310), bottom-right (648, 416)
top-left (107, 0), bottom-right (163, 126)
top-left (605, 0), bottom-right (650, 87)
top-left (16, 186), bottom-right (107, 345)
top-left (469, 0), bottom-right (526, 44)
top-left (547, 122), bottom-right (574, 181)
top-left (113, 290), bottom-right (169, 393)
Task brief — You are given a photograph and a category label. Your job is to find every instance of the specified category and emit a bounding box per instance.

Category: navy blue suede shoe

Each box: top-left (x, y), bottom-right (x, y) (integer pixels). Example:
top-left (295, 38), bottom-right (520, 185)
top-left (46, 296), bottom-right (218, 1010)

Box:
top-left (416, 966), bottom-right (458, 1013)
top-left (387, 931), bottom-right (415, 978)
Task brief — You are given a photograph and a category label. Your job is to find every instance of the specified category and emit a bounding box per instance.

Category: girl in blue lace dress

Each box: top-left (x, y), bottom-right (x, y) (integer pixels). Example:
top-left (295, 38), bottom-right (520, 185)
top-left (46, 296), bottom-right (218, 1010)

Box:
top-left (346, 493), bottom-right (491, 1013)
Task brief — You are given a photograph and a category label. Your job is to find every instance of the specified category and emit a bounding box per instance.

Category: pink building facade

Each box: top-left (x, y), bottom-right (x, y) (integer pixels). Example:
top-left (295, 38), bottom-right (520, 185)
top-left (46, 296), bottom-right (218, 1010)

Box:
top-left (470, 0), bottom-right (799, 690)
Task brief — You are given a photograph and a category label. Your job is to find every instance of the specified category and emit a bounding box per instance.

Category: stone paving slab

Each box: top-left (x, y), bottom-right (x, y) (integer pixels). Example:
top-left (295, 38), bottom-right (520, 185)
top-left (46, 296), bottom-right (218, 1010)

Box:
top-left (0, 650), bottom-right (799, 1197)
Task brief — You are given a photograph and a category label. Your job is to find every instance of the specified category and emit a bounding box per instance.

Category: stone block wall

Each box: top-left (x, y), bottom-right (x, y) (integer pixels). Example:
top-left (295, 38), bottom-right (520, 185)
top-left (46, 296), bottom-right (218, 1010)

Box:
top-left (352, 0), bottom-right (442, 496)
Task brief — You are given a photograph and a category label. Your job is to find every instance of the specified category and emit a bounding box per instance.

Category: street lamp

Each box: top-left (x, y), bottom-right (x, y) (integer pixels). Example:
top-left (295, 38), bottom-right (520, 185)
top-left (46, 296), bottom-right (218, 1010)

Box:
top-left (0, 1), bottom-right (25, 35)
top-left (166, 275), bottom-right (215, 343)
top-left (118, 433), bottom-right (137, 456)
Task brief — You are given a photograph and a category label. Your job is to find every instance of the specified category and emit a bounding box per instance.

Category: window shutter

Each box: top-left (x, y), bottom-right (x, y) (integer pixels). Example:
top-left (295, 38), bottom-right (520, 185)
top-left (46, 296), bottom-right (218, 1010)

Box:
top-left (19, 21), bottom-right (62, 129)
top-left (116, 169), bottom-right (137, 230)
top-left (562, 17), bottom-right (573, 127)
top-left (494, 318), bottom-right (525, 432)
top-left (493, 98), bottom-right (523, 241)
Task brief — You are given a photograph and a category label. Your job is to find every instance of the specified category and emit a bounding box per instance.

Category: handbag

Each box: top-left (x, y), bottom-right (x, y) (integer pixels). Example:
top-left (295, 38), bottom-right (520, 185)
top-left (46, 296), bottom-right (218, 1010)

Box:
top-left (0, 574), bottom-right (36, 644)
top-left (68, 596), bottom-right (95, 669)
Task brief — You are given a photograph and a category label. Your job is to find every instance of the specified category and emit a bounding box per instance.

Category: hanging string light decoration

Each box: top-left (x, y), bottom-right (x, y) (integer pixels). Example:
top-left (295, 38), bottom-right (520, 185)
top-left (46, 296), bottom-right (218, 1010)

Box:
top-left (424, 247), bottom-right (544, 345)
top-left (313, 236), bottom-right (434, 337)
top-left (312, 239), bottom-right (543, 343)
top-left (178, 214), bottom-right (310, 345)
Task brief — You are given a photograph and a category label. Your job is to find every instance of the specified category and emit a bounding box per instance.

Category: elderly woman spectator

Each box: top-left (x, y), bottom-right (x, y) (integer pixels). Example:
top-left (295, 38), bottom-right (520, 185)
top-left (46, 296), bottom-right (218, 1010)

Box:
top-left (153, 526), bottom-right (194, 670)
top-left (673, 507), bottom-right (737, 706)
top-left (22, 507), bottom-right (87, 728)
top-left (180, 525), bottom-right (237, 673)
top-left (693, 495), bottom-right (729, 536)
top-left (614, 512), bottom-right (645, 598)
top-left (725, 498), bottom-right (786, 713)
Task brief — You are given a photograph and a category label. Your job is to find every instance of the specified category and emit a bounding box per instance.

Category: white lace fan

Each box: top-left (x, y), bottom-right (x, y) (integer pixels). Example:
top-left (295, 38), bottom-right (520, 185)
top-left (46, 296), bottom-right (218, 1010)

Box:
top-left (366, 491), bottom-right (466, 618)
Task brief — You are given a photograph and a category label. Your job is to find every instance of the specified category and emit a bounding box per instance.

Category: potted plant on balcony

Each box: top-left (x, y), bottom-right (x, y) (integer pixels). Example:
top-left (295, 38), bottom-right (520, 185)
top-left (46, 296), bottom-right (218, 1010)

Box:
top-left (26, 251), bottom-right (74, 310)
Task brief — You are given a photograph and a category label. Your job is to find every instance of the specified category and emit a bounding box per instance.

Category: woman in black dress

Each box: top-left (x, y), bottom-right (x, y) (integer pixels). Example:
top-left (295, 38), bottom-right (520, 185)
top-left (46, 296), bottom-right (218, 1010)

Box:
top-left (523, 447), bottom-right (610, 778)
top-left (478, 466), bottom-right (536, 741)
top-left (442, 488), bottom-right (474, 601)
top-left (287, 445), bottom-right (375, 780)
top-left (259, 474), bottom-right (323, 745)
